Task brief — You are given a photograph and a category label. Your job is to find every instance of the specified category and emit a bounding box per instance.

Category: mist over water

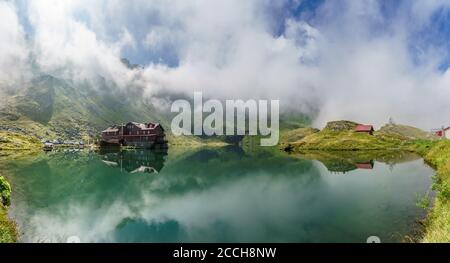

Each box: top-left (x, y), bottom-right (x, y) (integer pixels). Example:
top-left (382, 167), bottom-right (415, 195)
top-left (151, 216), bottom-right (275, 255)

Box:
top-left (4, 147), bottom-right (433, 242)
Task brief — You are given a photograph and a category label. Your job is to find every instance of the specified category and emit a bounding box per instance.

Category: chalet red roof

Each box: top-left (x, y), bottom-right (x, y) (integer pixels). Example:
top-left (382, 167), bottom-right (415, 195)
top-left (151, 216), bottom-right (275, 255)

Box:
top-left (355, 124), bottom-right (374, 132)
top-left (355, 163), bottom-right (374, 169)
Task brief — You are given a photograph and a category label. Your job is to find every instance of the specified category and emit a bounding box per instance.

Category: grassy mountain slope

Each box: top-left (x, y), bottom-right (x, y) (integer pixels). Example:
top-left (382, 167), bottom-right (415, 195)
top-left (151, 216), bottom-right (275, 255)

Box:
top-left (280, 127), bottom-right (319, 145)
top-left (0, 75), bottom-right (169, 141)
top-left (0, 131), bottom-right (41, 152)
top-left (283, 120), bottom-right (416, 151)
top-left (378, 123), bottom-right (436, 140)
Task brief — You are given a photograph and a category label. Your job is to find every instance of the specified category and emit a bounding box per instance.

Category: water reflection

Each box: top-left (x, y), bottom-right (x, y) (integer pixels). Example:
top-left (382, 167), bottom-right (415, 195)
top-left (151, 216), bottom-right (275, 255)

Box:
top-left (4, 147), bottom-right (434, 243)
top-left (99, 148), bottom-right (167, 174)
top-left (296, 151), bottom-right (420, 174)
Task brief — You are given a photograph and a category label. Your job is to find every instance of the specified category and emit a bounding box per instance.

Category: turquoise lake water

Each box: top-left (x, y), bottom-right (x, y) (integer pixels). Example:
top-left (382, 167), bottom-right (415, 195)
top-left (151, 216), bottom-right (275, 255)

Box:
top-left (4, 147), bottom-right (434, 242)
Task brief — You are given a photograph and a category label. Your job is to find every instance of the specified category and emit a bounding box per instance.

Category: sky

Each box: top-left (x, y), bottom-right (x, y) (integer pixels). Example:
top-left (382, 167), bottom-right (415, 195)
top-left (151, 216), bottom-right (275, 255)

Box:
top-left (1, 0), bottom-right (450, 129)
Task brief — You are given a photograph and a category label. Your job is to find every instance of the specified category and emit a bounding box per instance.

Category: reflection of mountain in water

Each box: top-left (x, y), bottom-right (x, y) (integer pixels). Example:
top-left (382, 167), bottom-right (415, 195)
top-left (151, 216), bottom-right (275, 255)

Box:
top-left (4, 145), bottom-right (434, 243)
top-left (296, 151), bottom-right (420, 173)
top-left (320, 159), bottom-right (374, 174)
top-left (99, 148), bottom-right (167, 174)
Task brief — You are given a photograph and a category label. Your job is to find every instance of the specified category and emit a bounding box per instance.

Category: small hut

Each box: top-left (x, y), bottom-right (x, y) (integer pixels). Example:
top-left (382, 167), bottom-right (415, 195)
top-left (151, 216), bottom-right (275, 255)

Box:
top-left (355, 124), bottom-right (374, 135)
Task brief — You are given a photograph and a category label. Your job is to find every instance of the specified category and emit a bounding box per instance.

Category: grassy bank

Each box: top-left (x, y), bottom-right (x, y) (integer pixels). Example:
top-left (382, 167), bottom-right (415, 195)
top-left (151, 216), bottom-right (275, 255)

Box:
top-left (0, 176), bottom-right (17, 243)
top-left (0, 131), bottom-right (40, 242)
top-left (411, 140), bottom-right (450, 242)
top-left (281, 120), bottom-right (450, 242)
top-left (0, 131), bottom-right (42, 153)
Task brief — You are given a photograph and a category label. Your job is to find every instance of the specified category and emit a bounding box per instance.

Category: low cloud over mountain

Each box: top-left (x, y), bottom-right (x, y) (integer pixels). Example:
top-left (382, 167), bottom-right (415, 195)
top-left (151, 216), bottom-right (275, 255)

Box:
top-left (2, 0), bottom-right (450, 129)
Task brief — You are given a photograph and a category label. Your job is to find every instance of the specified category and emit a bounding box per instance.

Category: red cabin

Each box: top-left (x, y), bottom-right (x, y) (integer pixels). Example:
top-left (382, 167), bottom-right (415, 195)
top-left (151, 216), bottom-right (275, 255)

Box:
top-left (355, 124), bottom-right (374, 135)
top-left (435, 127), bottom-right (450, 138)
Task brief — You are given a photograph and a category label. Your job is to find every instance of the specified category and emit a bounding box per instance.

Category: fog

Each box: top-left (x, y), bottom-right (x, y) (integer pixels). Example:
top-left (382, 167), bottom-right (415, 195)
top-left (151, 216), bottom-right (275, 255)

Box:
top-left (1, 0), bottom-right (450, 129)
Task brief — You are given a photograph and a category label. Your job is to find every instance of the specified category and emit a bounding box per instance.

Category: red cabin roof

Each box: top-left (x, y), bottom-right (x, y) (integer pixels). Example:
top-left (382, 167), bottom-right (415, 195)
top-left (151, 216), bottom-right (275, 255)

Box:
top-left (355, 124), bottom-right (374, 132)
top-left (355, 163), bottom-right (374, 169)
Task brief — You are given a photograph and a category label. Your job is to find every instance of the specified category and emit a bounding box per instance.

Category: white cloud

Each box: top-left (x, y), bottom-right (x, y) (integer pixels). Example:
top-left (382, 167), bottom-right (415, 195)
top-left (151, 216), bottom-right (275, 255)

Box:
top-left (2, 0), bottom-right (450, 128)
top-left (411, 0), bottom-right (450, 25)
top-left (27, 0), bottom-right (136, 88)
top-left (0, 1), bottom-right (30, 92)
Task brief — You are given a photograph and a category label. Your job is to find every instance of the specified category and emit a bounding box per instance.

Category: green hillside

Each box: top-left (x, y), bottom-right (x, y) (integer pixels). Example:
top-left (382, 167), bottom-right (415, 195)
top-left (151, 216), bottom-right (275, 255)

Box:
top-left (0, 131), bottom-right (42, 152)
top-left (282, 120), bottom-right (409, 151)
top-left (378, 123), bottom-right (436, 140)
top-left (280, 127), bottom-right (319, 144)
top-left (0, 74), bottom-right (169, 141)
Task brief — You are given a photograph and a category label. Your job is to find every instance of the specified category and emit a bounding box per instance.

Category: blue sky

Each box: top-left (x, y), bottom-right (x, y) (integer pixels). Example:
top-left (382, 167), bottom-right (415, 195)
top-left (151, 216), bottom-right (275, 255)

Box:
top-left (13, 0), bottom-right (450, 71)
top-left (122, 1), bottom-right (450, 71)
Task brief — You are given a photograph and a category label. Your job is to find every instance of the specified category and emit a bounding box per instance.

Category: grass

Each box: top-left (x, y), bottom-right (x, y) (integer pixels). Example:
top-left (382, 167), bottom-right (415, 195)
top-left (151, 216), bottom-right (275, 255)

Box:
top-left (0, 206), bottom-right (17, 243)
top-left (281, 120), bottom-right (439, 151)
top-left (284, 129), bottom-right (408, 151)
top-left (0, 176), bottom-right (11, 207)
top-left (166, 133), bottom-right (228, 147)
top-left (281, 121), bottom-right (436, 152)
top-left (0, 131), bottom-right (42, 152)
top-left (379, 123), bottom-right (435, 140)
top-left (0, 176), bottom-right (17, 243)
top-left (279, 127), bottom-right (319, 145)
top-left (418, 140), bottom-right (450, 242)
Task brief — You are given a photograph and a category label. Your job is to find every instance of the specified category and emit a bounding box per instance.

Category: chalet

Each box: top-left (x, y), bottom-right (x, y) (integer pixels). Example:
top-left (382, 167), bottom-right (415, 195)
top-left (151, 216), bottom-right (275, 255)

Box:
top-left (435, 127), bottom-right (450, 139)
top-left (355, 124), bottom-right (374, 135)
top-left (101, 122), bottom-right (167, 149)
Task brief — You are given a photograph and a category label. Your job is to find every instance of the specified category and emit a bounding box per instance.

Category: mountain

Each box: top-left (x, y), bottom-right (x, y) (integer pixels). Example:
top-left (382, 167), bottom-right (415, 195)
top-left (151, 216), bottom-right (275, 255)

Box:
top-left (0, 60), bottom-right (314, 142)
top-left (0, 74), bottom-right (169, 141)
top-left (378, 123), bottom-right (436, 140)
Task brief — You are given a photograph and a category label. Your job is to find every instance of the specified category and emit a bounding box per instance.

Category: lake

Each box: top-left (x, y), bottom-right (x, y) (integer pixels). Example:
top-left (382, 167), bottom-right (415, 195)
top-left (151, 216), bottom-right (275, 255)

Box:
top-left (2, 146), bottom-right (434, 243)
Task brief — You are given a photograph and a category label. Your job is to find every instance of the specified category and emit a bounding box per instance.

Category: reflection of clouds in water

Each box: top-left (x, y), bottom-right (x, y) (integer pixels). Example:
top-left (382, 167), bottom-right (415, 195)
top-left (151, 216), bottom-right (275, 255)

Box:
top-left (9, 153), bottom-right (433, 243)
top-left (140, 174), bottom-right (315, 241)
top-left (15, 172), bottom-right (318, 242)
top-left (14, 200), bottom-right (133, 242)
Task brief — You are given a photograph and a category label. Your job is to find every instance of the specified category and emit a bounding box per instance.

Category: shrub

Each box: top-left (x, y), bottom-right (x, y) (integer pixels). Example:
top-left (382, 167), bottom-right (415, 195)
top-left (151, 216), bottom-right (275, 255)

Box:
top-left (0, 176), bottom-right (12, 207)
